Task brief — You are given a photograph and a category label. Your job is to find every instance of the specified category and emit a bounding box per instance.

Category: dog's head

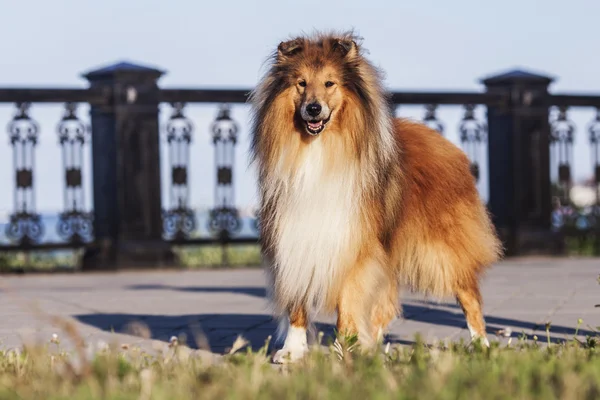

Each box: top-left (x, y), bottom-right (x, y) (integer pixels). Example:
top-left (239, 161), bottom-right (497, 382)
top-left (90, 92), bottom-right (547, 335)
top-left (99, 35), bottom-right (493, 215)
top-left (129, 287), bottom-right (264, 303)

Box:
top-left (271, 33), bottom-right (364, 137)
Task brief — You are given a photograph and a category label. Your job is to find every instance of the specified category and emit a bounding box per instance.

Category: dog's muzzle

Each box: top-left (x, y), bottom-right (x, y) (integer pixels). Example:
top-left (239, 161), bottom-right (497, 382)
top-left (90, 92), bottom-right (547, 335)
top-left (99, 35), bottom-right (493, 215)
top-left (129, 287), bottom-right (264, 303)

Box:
top-left (302, 103), bottom-right (330, 136)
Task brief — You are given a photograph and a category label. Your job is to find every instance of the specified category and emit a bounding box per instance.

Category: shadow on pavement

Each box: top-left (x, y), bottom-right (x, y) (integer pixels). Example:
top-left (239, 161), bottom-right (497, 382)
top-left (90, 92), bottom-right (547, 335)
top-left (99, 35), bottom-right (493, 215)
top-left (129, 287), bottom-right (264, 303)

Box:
top-left (90, 284), bottom-right (597, 351)
top-left (75, 312), bottom-right (339, 354)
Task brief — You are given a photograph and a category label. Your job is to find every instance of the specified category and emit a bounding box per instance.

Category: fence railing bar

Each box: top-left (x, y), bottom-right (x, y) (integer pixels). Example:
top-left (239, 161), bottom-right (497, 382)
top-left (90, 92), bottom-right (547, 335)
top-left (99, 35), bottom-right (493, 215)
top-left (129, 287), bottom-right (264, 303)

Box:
top-left (159, 89), bottom-right (508, 106)
top-left (160, 89), bottom-right (251, 104)
top-left (0, 88), bottom-right (110, 104)
top-left (390, 91), bottom-right (507, 106)
top-left (547, 94), bottom-right (600, 108)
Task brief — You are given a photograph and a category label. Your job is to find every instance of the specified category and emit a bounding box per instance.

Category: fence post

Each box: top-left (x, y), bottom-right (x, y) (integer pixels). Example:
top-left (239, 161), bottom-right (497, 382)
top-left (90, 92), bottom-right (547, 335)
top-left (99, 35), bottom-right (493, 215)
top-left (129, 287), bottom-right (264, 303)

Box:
top-left (81, 61), bottom-right (173, 269)
top-left (481, 69), bottom-right (559, 255)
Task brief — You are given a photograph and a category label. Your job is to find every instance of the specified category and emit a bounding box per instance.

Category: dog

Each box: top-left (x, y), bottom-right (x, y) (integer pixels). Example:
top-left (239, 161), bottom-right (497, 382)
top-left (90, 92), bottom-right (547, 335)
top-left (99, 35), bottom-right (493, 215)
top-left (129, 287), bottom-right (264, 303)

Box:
top-left (249, 31), bottom-right (502, 363)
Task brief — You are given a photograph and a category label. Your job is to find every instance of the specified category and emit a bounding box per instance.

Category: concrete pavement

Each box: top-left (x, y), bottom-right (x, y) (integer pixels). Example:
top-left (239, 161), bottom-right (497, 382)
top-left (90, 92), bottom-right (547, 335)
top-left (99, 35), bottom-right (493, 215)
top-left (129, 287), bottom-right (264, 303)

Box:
top-left (0, 257), bottom-right (598, 357)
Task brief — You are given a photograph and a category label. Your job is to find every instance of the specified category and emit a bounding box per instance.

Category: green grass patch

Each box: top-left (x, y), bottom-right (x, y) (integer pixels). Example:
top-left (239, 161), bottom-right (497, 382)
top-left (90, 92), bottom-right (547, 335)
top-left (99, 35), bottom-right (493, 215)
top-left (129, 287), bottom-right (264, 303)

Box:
top-left (564, 236), bottom-right (600, 256)
top-left (173, 245), bottom-right (263, 268)
top-left (0, 245), bottom-right (264, 272)
top-left (0, 250), bottom-right (80, 272)
top-left (0, 333), bottom-right (599, 399)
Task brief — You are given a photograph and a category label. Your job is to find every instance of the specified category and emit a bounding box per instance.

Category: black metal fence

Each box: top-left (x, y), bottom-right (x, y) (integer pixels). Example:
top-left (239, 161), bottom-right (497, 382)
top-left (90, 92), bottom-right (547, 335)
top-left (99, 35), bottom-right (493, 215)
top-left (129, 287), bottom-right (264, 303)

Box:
top-left (0, 62), bottom-right (598, 268)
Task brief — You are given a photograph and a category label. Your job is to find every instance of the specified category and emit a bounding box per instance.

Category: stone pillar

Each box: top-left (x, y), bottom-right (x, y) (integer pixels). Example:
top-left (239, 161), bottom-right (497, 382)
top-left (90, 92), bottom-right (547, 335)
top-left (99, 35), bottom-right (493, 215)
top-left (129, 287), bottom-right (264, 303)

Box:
top-left (482, 69), bottom-right (559, 255)
top-left (82, 61), bottom-right (174, 269)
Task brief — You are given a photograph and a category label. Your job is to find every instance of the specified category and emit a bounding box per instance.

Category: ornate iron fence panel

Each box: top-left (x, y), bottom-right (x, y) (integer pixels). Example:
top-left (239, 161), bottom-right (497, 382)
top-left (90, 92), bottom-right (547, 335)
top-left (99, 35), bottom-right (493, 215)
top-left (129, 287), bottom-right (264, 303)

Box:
top-left (459, 104), bottom-right (487, 183)
top-left (162, 102), bottom-right (196, 241)
top-left (5, 103), bottom-right (43, 246)
top-left (56, 103), bottom-right (93, 243)
top-left (0, 88), bottom-right (102, 253)
top-left (550, 106), bottom-right (600, 254)
top-left (1, 67), bottom-right (599, 260)
top-left (208, 105), bottom-right (242, 241)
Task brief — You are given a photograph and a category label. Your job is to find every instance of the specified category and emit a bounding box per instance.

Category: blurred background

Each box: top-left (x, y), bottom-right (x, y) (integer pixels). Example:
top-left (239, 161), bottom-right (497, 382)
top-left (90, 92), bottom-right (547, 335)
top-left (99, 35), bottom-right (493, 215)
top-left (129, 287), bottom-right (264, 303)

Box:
top-left (0, 0), bottom-right (598, 270)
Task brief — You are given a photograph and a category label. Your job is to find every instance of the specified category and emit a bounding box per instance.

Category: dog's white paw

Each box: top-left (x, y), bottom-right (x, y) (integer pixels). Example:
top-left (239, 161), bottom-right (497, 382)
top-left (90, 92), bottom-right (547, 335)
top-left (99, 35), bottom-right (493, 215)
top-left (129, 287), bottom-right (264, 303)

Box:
top-left (470, 335), bottom-right (490, 348)
top-left (272, 344), bottom-right (308, 364)
top-left (272, 325), bottom-right (308, 364)
top-left (467, 323), bottom-right (490, 348)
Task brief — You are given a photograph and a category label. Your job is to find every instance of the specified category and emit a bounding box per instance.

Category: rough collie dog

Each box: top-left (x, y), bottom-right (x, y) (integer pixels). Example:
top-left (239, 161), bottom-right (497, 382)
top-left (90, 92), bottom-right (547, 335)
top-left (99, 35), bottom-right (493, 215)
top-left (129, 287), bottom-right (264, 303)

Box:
top-left (249, 31), bottom-right (502, 363)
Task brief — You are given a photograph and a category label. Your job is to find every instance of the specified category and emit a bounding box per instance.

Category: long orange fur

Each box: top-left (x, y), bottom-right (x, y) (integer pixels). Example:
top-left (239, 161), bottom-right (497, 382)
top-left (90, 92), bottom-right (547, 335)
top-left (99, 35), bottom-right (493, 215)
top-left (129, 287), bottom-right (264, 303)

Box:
top-left (249, 31), bottom-right (503, 357)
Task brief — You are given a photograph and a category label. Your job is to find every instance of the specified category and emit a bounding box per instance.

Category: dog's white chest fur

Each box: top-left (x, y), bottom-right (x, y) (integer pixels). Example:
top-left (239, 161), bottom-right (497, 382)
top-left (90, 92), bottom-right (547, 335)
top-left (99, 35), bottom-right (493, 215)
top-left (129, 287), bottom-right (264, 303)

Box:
top-left (269, 142), bottom-right (360, 310)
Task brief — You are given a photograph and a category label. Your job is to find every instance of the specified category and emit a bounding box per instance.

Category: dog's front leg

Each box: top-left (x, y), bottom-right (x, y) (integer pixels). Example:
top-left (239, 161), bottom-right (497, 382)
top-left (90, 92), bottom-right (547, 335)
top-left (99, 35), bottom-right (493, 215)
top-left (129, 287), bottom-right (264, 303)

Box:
top-left (336, 250), bottom-right (389, 350)
top-left (272, 305), bottom-right (309, 364)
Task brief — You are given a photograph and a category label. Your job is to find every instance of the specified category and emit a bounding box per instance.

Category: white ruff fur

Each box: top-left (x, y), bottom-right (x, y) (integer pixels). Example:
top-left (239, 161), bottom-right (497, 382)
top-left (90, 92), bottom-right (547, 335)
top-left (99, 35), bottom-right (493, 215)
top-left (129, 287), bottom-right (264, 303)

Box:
top-left (266, 140), bottom-right (361, 312)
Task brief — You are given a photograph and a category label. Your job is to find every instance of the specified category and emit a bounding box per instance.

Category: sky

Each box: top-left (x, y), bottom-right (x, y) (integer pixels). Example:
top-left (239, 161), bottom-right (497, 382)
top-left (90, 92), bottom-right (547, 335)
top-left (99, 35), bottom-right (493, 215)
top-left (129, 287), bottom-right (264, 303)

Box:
top-left (0, 0), bottom-right (599, 218)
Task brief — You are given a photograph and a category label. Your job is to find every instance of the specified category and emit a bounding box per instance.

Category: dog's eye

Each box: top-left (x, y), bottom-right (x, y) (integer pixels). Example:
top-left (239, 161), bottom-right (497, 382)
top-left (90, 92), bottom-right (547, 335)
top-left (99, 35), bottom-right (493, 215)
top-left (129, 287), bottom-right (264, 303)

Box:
top-left (298, 81), bottom-right (307, 87)
top-left (325, 81), bottom-right (335, 88)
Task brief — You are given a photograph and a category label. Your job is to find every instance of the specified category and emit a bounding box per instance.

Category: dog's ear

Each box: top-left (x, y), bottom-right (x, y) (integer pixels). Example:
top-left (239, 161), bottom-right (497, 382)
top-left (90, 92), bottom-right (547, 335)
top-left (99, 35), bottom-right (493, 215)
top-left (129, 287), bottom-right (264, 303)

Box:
top-left (277, 39), bottom-right (303, 61)
top-left (332, 38), bottom-right (358, 58)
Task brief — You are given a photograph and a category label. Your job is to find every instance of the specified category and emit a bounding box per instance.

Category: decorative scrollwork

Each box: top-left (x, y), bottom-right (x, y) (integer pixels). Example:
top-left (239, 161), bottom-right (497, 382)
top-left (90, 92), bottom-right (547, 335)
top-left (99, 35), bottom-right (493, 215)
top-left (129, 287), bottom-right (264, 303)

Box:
top-left (550, 106), bottom-right (575, 188)
top-left (211, 105), bottom-right (238, 145)
top-left (6, 212), bottom-right (43, 243)
top-left (208, 105), bottom-right (241, 240)
top-left (57, 103), bottom-right (93, 243)
top-left (6, 103), bottom-right (43, 245)
top-left (9, 103), bottom-right (39, 145)
top-left (588, 109), bottom-right (600, 243)
top-left (163, 102), bottom-right (196, 240)
top-left (589, 108), bottom-right (600, 187)
top-left (166, 102), bottom-right (193, 145)
top-left (163, 207), bottom-right (196, 239)
top-left (58, 103), bottom-right (85, 145)
top-left (57, 211), bottom-right (93, 241)
top-left (459, 104), bottom-right (487, 181)
top-left (423, 104), bottom-right (444, 134)
top-left (551, 108), bottom-right (599, 251)
top-left (208, 207), bottom-right (242, 238)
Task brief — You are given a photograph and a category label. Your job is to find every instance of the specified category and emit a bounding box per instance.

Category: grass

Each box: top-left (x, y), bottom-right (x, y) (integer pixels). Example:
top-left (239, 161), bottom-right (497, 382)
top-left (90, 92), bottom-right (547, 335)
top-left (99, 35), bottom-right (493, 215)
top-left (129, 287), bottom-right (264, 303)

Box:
top-left (0, 250), bottom-right (81, 272)
top-left (564, 236), bottom-right (600, 256)
top-left (173, 245), bottom-right (263, 267)
top-left (0, 330), bottom-right (599, 400)
top-left (0, 245), bottom-right (264, 272)
top-left (1, 239), bottom-right (598, 271)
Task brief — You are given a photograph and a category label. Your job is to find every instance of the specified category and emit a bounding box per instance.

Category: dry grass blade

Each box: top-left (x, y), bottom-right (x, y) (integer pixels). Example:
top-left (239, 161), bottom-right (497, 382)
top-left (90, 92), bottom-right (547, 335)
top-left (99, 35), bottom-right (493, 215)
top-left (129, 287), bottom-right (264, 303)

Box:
top-left (227, 335), bottom-right (250, 355)
top-left (46, 315), bottom-right (92, 379)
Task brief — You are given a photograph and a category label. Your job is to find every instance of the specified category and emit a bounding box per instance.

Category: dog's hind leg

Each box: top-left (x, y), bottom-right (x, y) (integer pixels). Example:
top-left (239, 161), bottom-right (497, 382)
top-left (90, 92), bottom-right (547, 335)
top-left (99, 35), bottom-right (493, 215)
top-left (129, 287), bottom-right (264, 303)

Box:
top-left (455, 279), bottom-right (490, 347)
top-left (370, 280), bottom-right (400, 343)
top-left (272, 305), bottom-right (309, 364)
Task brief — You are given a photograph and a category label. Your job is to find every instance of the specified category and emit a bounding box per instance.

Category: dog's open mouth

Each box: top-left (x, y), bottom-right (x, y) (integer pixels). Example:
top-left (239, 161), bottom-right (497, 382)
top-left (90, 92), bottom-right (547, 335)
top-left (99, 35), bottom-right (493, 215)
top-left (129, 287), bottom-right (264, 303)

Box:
top-left (305, 117), bottom-right (330, 136)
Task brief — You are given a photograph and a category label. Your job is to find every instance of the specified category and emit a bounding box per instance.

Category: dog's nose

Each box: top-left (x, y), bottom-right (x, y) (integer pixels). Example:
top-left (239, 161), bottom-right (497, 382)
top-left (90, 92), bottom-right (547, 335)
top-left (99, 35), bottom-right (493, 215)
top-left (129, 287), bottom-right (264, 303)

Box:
top-left (306, 103), bottom-right (322, 117)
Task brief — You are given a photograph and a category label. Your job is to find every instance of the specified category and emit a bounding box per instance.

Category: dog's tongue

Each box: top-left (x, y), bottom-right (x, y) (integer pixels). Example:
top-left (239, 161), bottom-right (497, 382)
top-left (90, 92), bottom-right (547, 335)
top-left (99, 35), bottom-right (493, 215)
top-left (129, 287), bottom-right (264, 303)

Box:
top-left (308, 121), bottom-right (323, 130)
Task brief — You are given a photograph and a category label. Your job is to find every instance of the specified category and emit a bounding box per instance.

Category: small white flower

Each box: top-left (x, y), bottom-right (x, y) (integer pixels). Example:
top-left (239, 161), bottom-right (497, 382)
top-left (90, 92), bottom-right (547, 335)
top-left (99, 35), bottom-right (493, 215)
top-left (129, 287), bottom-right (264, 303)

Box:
top-left (496, 327), bottom-right (512, 338)
top-left (96, 340), bottom-right (108, 352)
top-left (50, 333), bottom-right (59, 344)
